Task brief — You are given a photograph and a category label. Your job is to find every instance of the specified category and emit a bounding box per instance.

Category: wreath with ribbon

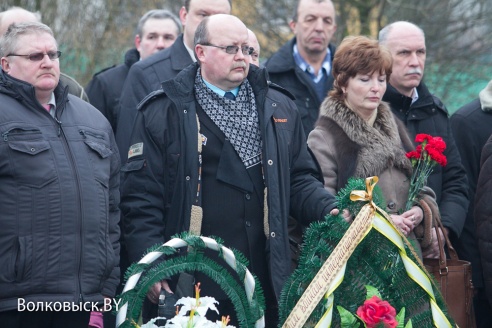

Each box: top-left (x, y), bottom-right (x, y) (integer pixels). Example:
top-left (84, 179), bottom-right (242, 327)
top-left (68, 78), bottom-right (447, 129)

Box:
top-left (278, 177), bottom-right (454, 328)
top-left (115, 233), bottom-right (265, 328)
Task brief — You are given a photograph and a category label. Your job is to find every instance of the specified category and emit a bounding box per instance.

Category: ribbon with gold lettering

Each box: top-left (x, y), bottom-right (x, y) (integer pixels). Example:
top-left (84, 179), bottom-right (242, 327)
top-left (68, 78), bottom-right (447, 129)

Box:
top-left (282, 178), bottom-right (377, 328)
top-left (282, 176), bottom-right (452, 328)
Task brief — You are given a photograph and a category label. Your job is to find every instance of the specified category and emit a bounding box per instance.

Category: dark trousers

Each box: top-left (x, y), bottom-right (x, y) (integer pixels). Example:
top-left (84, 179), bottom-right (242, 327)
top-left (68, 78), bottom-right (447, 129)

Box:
top-left (0, 310), bottom-right (90, 328)
top-left (474, 288), bottom-right (492, 328)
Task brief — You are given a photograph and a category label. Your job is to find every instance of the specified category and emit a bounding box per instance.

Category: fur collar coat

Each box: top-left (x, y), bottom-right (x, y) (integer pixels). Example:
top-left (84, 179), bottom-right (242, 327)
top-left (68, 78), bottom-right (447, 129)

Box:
top-left (308, 97), bottom-right (414, 213)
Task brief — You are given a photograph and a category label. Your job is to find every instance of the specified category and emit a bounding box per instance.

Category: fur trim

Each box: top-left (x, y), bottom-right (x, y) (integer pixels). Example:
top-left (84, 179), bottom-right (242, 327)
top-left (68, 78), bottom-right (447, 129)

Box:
top-left (317, 98), bottom-right (413, 178)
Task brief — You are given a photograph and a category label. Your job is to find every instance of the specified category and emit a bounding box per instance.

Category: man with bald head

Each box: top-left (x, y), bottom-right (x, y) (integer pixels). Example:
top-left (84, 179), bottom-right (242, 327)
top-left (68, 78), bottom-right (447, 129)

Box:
top-left (0, 6), bottom-right (89, 102)
top-left (120, 14), bottom-right (336, 326)
top-left (116, 0), bottom-right (232, 164)
top-left (379, 21), bottom-right (468, 260)
top-left (248, 29), bottom-right (260, 66)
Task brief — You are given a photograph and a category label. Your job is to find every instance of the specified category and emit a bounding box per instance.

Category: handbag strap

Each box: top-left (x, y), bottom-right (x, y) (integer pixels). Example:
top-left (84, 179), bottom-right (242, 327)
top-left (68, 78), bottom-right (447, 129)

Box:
top-left (433, 212), bottom-right (459, 272)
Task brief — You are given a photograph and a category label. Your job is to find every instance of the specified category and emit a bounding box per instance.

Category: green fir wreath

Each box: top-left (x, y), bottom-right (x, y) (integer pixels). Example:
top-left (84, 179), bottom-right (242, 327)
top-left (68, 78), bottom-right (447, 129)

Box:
top-left (115, 233), bottom-right (265, 328)
top-left (278, 177), bottom-right (453, 327)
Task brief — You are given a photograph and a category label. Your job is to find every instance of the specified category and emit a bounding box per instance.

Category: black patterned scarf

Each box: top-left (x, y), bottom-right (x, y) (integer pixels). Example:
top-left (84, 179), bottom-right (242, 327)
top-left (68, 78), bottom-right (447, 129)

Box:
top-left (194, 69), bottom-right (262, 168)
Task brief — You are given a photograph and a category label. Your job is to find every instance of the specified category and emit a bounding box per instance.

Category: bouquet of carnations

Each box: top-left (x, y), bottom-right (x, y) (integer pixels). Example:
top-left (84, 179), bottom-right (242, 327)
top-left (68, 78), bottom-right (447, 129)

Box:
top-left (405, 134), bottom-right (447, 211)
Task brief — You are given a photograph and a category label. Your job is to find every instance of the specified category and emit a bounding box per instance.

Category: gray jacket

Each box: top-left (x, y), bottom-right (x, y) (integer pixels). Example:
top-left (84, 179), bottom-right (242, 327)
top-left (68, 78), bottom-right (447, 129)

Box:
top-left (0, 70), bottom-right (120, 311)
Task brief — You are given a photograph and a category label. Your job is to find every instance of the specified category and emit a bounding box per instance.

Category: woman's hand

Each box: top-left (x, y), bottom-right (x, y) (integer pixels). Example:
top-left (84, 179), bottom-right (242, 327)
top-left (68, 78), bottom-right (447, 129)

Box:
top-left (401, 206), bottom-right (424, 227)
top-left (390, 214), bottom-right (414, 236)
top-left (390, 206), bottom-right (423, 236)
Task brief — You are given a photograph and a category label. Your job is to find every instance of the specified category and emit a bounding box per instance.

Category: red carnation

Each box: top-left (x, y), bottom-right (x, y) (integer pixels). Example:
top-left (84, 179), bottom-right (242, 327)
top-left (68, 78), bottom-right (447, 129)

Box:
top-left (405, 134), bottom-right (447, 210)
top-left (405, 150), bottom-right (420, 160)
top-left (428, 136), bottom-right (446, 152)
top-left (356, 295), bottom-right (398, 328)
top-left (425, 146), bottom-right (447, 167)
top-left (415, 133), bottom-right (432, 143)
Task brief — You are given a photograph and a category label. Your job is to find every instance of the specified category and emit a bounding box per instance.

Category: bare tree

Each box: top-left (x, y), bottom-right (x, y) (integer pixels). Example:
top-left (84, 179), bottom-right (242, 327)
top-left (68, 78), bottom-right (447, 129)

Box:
top-left (1, 0), bottom-right (491, 111)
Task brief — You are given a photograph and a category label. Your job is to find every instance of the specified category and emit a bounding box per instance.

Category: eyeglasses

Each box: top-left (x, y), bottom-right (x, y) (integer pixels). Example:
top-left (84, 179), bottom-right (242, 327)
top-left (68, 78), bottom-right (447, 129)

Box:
top-left (200, 43), bottom-right (253, 55)
top-left (7, 51), bottom-right (62, 62)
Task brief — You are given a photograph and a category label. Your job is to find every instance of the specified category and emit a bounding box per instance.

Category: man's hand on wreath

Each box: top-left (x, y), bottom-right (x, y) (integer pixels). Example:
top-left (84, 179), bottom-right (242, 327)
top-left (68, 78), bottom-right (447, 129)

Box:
top-left (330, 208), bottom-right (352, 223)
top-left (147, 280), bottom-right (173, 304)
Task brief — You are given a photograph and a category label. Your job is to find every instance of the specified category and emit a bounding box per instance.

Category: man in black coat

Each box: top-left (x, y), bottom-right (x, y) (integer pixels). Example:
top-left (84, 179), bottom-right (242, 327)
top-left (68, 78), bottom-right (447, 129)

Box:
top-left (451, 80), bottom-right (492, 327)
top-left (120, 14), bottom-right (337, 326)
top-left (264, 0), bottom-right (337, 136)
top-left (116, 0), bottom-right (231, 163)
top-left (379, 21), bottom-right (468, 258)
top-left (86, 9), bottom-right (181, 133)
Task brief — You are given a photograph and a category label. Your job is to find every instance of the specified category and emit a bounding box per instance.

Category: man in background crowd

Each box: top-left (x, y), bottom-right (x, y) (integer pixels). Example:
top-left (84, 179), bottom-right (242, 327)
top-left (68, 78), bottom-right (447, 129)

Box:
top-left (116, 0), bottom-right (232, 163)
top-left (264, 0), bottom-right (337, 136)
top-left (0, 6), bottom-right (89, 102)
top-left (379, 21), bottom-right (468, 258)
top-left (86, 9), bottom-right (181, 132)
top-left (451, 80), bottom-right (492, 326)
top-left (248, 28), bottom-right (260, 67)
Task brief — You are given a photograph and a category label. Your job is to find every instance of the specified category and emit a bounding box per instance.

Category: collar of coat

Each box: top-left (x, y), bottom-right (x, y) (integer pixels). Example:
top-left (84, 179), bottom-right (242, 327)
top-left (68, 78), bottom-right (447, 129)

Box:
top-left (264, 37), bottom-right (337, 74)
top-left (316, 97), bottom-right (413, 179)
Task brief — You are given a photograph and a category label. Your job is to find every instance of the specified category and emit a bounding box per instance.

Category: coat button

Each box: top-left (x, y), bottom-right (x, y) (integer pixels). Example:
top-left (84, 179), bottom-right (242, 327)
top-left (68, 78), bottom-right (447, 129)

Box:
top-left (245, 194), bottom-right (251, 200)
top-left (432, 108), bottom-right (436, 112)
top-left (184, 110), bottom-right (188, 114)
top-left (31, 148), bottom-right (36, 152)
top-left (267, 159), bottom-right (273, 165)
top-left (272, 103), bottom-right (277, 107)
top-left (185, 176), bottom-right (190, 181)
top-left (245, 220), bottom-right (251, 227)
top-left (270, 231), bottom-right (276, 238)
top-left (388, 201), bottom-right (396, 210)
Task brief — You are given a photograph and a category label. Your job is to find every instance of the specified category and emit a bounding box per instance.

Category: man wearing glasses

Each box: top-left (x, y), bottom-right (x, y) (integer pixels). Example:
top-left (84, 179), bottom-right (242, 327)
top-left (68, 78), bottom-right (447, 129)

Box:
top-left (0, 6), bottom-right (90, 102)
top-left (116, 0), bottom-right (232, 164)
top-left (120, 14), bottom-right (337, 326)
top-left (0, 22), bottom-right (120, 328)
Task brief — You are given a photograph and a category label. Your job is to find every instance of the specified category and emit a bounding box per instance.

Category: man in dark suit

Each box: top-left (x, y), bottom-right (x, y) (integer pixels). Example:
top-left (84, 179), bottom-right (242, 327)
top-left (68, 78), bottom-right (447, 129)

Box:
top-left (120, 14), bottom-right (337, 326)
top-left (264, 0), bottom-right (337, 136)
top-left (86, 9), bottom-right (181, 132)
top-left (379, 21), bottom-right (468, 259)
top-left (451, 80), bottom-right (492, 327)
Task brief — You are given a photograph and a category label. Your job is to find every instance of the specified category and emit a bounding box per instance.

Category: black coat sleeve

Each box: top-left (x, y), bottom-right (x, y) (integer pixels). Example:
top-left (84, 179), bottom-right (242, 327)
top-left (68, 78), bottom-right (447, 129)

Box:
top-left (437, 121), bottom-right (469, 237)
top-left (116, 64), bottom-right (154, 164)
top-left (86, 75), bottom-right (116, 132)
top-left (287, 101), bottom-right (337, 223)
top-left (119, 101), bottom-right (169, 264)
top-left (474, 135), bottom-right (492, 304)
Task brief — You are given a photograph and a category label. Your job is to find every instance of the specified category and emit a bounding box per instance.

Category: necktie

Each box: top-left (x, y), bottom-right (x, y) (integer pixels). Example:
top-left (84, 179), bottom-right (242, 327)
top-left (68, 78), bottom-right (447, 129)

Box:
top-left (224, 91), bottom-right (236, 101)
top-left (42, 104), bottom-right (51, 112)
